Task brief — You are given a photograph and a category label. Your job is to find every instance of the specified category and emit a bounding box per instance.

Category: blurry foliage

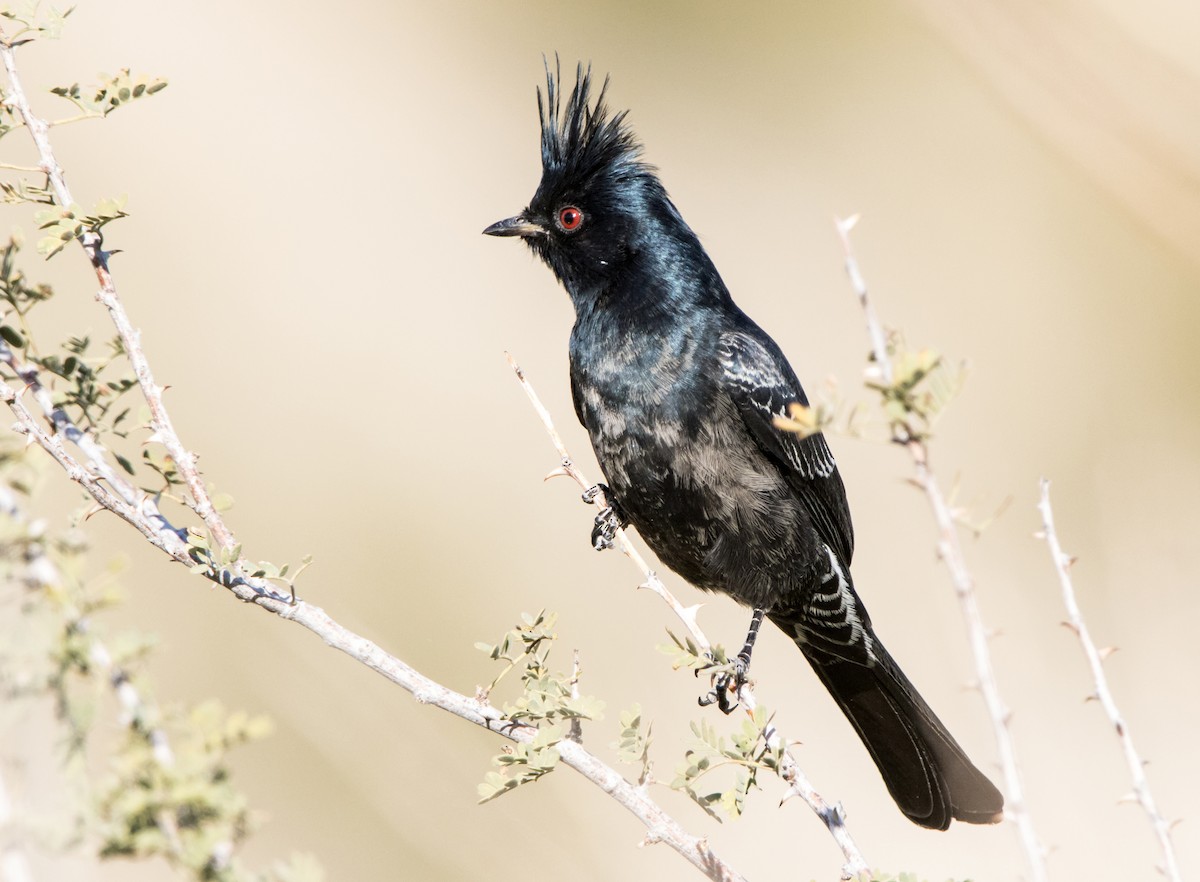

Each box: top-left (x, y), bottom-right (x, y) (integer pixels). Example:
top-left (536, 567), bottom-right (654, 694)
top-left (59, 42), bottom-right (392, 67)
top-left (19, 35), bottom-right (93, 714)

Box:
top-left (868, 339), bottom-right (965, 443)
top-left (774, 334), bottom-right (964, 445)
top-left (0, 444), bottom-right (323, 881)
top-left (0, 1), bottom-right (74, 44)
top-left (50, 68), bottom-right (168, 119)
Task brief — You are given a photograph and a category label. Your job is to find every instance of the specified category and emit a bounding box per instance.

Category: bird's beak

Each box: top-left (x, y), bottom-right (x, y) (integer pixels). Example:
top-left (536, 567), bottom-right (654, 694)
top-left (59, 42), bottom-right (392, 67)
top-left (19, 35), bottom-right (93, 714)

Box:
top-left (482, 214), bottom-right (544, 238)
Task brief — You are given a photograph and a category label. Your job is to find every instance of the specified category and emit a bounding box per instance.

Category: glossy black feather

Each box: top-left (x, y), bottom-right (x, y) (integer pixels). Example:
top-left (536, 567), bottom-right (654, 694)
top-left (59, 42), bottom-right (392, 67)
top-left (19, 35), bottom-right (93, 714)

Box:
top-left (486, 63), bottom-right (1003, 829)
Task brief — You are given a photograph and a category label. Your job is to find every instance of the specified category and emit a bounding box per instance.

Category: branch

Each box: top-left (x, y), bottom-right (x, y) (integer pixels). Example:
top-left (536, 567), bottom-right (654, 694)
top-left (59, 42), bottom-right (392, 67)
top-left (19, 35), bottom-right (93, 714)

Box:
top-left (836, 215), bottom-right (1048, 882)
top-left (0, 28), bottom-right (238, 563)
top-left (1037, 479), bottom-right (1182, 881)
top-left (0, 480), bottom-right (188, 863)
top-left (506, 354), bottom-right (871, 881)
top-left (0, 34), bottom-right (747, 882)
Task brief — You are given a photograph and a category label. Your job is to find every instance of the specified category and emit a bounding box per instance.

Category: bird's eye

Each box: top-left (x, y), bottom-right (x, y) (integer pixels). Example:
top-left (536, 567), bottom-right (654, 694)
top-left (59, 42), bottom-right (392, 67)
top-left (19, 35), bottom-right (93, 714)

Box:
top-left (558, 206), bottom-right (584, 232)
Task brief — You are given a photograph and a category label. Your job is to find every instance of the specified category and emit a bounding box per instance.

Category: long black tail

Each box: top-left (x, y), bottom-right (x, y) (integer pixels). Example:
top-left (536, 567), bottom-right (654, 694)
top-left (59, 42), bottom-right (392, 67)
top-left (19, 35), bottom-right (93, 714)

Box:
top-left (784, 624), bottom-right (1004, 829)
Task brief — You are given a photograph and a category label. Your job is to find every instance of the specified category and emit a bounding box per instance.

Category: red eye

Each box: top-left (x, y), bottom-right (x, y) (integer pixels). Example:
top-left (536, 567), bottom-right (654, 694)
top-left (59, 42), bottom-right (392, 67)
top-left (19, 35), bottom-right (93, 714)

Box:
top-left (558, 206), bottom-right (583, 231)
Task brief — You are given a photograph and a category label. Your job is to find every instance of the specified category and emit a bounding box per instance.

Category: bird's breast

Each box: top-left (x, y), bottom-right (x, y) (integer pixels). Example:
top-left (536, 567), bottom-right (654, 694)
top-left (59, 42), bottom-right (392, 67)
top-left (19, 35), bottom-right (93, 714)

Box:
top-left (570, 337), bottom-right (812, 606)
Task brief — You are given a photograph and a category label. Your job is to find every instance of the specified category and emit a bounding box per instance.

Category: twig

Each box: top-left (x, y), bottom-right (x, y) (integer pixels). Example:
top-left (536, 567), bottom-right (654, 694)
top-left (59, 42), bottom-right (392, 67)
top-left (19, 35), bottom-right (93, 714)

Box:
top-left (836, 215), bottom-right (1048, 882)
top-left (0, 28), bottom-right (238, 563)
top-left (505, 352), bottom-right (710, 653)
top-left (0, 37), bottom-right (746, 882)
top-left (0, 480), bottom-right (186, 860)
top-left (506, 353), bottom-right (872, 881)
top-left (1037, 479), bottom-right (1182, 882)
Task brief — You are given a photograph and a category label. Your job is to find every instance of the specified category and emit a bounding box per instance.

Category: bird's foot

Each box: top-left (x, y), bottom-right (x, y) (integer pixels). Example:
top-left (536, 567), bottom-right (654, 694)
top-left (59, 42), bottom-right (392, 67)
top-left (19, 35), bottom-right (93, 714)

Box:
top-left (582, 483), bottom-right (626, 551)
top-left (697, 651), bottom-right (751, 715)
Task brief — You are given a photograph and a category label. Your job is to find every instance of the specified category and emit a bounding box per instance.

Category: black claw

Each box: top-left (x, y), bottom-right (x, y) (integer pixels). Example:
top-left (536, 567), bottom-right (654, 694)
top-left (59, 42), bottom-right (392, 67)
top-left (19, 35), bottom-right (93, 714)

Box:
top-left (581, 482), bottom-right (608, 505)
top-left (583, 483), bottom-right (626, 551)
top-left (590, 506), bottom-right (620, 550)
top-left (695, 652), bottom-right (749, 714)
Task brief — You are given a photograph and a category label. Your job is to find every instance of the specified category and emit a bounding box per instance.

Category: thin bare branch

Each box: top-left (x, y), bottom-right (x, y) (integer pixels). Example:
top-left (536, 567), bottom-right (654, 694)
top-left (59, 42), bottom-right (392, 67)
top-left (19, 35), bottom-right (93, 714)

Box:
top-left (506, 353), bottom-right (871, 881)
top-left (1037, 479), bottom-right (1182, 882)
top-left (837, 216), bottom-right (1048, 882)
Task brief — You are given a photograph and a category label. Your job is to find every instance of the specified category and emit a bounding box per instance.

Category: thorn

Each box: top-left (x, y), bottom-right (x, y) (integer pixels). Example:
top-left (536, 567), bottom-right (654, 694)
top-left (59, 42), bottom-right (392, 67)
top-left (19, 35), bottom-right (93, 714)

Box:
top-left (1065, 555), bottom-right (1079, 569)
top-left (639, 830), bottom-right (665, 848)
top-left (1098, 646), bottom-right (1118, 661)
top-left (1084, 693), bottom-right (1099, 703)
top-left (82, 503), bottom-right (106, 521)
top-left (1117, 791), bottom-right (1138, 805)
top-left (542, 467), bottom-right (570, 482)
top-left (1060, 620), bottom-right (1080, 635)
top-left (1168, 818), bottom-right (1184, 832)
top-left (1032, 529), bottom-right (1046, 540)
top-left (779, 787), bottom-right (798, 806)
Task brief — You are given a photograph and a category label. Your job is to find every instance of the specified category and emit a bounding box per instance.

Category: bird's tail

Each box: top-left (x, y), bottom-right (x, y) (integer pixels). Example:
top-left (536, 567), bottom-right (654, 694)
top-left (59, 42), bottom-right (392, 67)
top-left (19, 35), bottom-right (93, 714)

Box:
top-left (780, 622), bottom-right (1004, 830)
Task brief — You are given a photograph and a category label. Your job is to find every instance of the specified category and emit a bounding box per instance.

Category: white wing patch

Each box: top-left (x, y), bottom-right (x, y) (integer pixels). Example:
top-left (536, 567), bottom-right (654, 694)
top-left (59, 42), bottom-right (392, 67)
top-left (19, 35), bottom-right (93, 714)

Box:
top-left (793, 545), bottom-right (876, 662)
top-left (717, 332), bottom-right (837, 480)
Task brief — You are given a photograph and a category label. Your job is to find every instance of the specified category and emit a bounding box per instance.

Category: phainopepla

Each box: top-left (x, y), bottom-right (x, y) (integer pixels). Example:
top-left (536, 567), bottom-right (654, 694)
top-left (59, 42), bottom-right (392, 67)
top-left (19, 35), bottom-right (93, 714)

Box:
top-left (484, 63), bottom-right (1004, 830)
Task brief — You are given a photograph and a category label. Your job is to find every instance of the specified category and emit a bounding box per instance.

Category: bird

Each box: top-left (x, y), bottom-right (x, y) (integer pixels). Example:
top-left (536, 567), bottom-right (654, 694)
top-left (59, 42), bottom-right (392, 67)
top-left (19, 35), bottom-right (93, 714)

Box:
top-left (484, 61), bottom-right (1004, 830)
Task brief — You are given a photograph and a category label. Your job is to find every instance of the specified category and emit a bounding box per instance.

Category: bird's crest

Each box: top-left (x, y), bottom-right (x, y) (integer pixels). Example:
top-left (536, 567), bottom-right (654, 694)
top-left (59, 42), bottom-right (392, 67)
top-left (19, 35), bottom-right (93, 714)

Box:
top-left (538, 58), bottom-right (649, 189)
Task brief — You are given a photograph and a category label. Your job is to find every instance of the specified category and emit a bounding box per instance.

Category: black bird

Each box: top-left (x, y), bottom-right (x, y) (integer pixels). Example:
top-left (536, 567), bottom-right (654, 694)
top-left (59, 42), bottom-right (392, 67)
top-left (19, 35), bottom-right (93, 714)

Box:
top-left (485, 63), bottom-right (1004, 830)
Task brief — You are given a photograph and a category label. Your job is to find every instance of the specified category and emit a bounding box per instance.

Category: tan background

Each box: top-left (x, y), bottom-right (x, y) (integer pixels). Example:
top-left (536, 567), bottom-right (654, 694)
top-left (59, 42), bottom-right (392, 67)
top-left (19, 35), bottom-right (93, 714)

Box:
top-left (6, 1), bottom-right (1199, 880)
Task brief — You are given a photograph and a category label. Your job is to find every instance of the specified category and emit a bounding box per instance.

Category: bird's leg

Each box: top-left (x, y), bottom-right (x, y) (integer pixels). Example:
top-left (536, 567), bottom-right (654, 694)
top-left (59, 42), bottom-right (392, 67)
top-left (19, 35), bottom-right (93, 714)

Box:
top-left (582, 483), bottom-right (626, 551)
top-left (699, 608), bottom-right (765, 714)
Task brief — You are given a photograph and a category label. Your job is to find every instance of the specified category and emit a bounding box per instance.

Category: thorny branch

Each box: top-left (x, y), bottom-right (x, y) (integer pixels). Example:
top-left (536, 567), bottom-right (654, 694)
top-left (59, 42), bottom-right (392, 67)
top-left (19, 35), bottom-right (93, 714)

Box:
top-left (0, 30), bottom-right (747, 882)
top-left (1037, 480), bottom-right (1181, 882)
top-left (0, 28), bottom-right (234, 560)
top-left (506, 353), bottom-right (871, 881)
top-left (836, 215), bottom-right (1048, 882)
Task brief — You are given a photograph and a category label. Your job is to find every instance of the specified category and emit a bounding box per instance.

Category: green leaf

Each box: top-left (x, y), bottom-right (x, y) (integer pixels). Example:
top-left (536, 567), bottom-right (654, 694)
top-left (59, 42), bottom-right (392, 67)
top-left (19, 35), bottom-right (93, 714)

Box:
top-left (0, 324), bottom-right (26, 348)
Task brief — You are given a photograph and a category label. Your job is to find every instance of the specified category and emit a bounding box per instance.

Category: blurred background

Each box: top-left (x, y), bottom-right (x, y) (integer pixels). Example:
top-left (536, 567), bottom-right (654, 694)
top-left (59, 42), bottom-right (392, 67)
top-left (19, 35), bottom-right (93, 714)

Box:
top-left (5, 1), bottom-right (1199, 879)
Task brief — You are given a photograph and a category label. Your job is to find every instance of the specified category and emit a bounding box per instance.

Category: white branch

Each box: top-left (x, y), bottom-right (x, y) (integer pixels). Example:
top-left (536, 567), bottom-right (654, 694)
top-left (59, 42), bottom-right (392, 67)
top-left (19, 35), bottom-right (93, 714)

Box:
top-left (0, 34), bottom-right (746, 882)
top-left (0, 480), bottom-right (186, 860)
top-left (507, 354), bottom-right (872, 881)
top-left (1037, 479), bottom-right (1182, 881)
top-left (837, 216), bottom-right (1048, 882)
top-left (0, 29), bottom-right (238, 563)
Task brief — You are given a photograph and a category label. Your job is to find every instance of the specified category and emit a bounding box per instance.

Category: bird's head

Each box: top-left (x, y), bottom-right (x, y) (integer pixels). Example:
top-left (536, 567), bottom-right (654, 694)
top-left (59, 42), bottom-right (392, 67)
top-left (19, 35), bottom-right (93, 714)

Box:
top-left (484, 61), bottom-right (671, 295)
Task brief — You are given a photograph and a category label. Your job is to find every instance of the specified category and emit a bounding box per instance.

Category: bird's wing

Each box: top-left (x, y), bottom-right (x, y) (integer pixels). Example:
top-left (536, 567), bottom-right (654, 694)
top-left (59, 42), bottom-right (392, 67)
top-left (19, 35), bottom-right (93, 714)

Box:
top-left (717, 329), bottom-right (855, 565)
